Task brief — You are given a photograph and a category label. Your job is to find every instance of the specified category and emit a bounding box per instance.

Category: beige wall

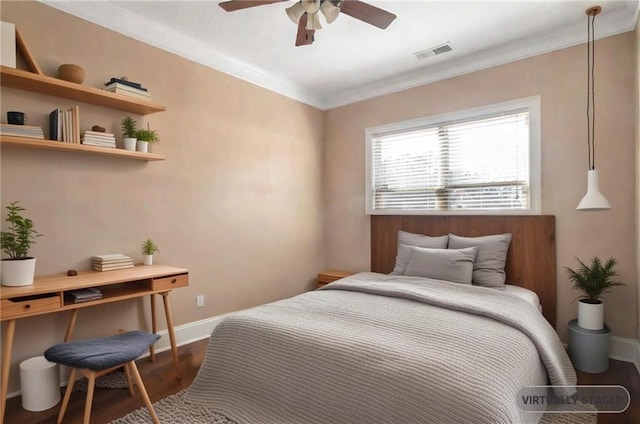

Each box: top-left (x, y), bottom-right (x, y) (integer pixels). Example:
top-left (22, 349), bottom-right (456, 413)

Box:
top-left (324, 32), bottom-right (638, 342)
top-left (0, 2), bottom-right (324, 393)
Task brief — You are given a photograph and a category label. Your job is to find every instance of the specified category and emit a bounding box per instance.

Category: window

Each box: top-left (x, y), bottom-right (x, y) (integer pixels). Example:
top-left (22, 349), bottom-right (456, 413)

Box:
top-left (365, 97), bottom-right (541, 215)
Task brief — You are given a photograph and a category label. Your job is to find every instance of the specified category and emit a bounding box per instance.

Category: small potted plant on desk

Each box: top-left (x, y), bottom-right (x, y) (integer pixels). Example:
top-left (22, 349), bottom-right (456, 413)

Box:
top-left (141, 238), bottom-right (159, 265)
top-left (0, 201), bottom-right (42, 286)
top-left (121, 116), bottom-right (137, 151)
top-left (565, 256), bottom-right (624, 330)
top-left (135, 125), bottom-right (159, 153)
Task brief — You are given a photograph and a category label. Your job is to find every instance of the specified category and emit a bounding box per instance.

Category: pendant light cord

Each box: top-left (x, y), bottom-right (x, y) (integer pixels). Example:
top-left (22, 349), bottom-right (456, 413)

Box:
top-left (587, 9), bottom-right (596, 171)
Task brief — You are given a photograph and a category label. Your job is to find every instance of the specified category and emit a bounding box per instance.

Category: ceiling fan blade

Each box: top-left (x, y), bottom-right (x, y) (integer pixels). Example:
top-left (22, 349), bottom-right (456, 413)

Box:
top-left (339, 0), bottom-right (396, 29)
top-left (219, 0), bottom-right (288, 12)
top-left (295, 13), bottom-right (315, 46)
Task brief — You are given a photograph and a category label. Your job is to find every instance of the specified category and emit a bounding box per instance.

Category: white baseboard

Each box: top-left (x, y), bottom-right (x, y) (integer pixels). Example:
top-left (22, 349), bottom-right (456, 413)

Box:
top-left (609, 336), bottom-right (640, 375)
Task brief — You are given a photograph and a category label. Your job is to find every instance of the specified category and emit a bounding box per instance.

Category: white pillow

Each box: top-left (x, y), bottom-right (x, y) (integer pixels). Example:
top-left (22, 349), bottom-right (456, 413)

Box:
top-left (404, 246), bottom-right (479, 285)
top-left (448, 233), bottom-right (512, 287)
top-left (390, 231), bottom-right (449, 276)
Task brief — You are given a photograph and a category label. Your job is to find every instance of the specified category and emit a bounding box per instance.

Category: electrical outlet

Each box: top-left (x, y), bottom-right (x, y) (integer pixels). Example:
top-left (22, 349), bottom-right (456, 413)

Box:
top-left (196, 295), bottom-right (205, 308)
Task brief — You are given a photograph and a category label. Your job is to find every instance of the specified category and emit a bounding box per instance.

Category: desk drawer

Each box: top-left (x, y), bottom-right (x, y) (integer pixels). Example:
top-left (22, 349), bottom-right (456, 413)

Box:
top-left (150, 274), bottom-right (188, 291)
top-left (1, 294), bottom-right (61, 319)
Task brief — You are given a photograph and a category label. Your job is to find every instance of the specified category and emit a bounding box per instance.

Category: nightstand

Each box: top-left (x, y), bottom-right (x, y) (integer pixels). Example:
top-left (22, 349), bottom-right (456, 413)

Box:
top-left (567, 319), bottom-right (611, 373)
top-left (317, 270), bottom-right (355, 289)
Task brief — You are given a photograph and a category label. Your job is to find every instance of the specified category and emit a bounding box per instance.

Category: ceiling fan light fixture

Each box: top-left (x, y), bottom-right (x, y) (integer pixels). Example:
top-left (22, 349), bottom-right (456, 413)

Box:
top-left (306, 12), bottom-right (323, 30)
top-left (286, 3), bottom-right (305, 24)
top-left (320, 1), bottom-right (340, 24)
top-left (301, 0), bottom-right (321, 14)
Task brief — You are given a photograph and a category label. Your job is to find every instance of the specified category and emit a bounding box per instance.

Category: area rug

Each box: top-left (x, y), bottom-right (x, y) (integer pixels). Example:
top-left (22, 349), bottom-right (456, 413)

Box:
top-left (74, 370), bottom-right (128, 392)
top-left (111, 389), bottom-right (597, 424)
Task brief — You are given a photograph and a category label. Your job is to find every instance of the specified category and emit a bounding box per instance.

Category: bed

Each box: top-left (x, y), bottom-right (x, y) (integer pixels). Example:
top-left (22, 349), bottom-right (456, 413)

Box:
top-left (185, 215), bottom-right (576, 424)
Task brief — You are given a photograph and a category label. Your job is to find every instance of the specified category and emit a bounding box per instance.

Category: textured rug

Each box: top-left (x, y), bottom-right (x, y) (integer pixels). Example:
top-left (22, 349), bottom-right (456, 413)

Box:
top-left (111, 389), bottom-right (597, 424)
top-left (74, 371), bottom-right (128, 392)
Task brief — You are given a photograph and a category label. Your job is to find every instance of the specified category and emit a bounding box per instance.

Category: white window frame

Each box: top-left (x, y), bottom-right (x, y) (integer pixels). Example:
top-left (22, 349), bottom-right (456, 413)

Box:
top-left (365, 96), bottom-right (541, 215)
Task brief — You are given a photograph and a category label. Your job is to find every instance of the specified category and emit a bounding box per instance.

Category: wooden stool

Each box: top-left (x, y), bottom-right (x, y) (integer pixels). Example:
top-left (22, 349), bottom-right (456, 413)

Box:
top-left (44, 331), bottom-right (161, 424)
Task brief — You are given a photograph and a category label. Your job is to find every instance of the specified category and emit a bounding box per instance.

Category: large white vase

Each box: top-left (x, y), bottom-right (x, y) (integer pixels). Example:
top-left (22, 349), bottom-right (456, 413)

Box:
top-left (577, 300), bottom-right (604, 330)
top-left (1, 257), bottom-right (36, 286)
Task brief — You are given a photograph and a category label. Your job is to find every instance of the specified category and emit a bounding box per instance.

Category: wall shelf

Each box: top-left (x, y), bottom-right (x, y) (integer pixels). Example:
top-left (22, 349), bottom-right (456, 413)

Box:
top-left (0, 136), bottom-right (166, 161)
top-left (0, 66), bottom-right (166, 115)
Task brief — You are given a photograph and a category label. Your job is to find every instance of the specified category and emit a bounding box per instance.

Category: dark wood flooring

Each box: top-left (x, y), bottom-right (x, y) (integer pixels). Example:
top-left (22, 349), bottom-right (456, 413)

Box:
top-left (4, 339), bottom-right (639, 423)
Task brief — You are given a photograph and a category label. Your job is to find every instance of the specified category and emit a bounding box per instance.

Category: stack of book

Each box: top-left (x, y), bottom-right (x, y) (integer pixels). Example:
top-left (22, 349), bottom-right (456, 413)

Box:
top-left (103, 77), bottom-right (152, 101)
top-left (0, 123), bottom-right (44, 139)
top-left (81, 131), bottom-right (116, 148)
top-left (92, 254), bottom-right (134, 272)
top-left (49, 106), bottom-right (80, 143)
top-left (67, 287), bottom-right (103, 303)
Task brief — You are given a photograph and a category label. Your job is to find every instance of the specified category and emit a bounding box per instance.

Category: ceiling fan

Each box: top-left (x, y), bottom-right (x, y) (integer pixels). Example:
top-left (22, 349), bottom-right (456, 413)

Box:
top-left (218, 0), bottom-right (397, 46)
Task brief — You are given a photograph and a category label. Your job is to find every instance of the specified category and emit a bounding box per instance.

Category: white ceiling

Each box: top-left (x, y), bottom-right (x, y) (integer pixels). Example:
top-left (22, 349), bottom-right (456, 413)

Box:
top-left (43, 1), bottom-right (639, 109)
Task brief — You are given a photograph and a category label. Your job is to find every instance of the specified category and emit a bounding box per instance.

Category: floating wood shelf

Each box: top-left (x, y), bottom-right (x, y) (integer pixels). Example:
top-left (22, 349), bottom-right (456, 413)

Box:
top-left (0, 66), bottom-right (166, 115)
top-left (0, 136), bottom-right (166, 161)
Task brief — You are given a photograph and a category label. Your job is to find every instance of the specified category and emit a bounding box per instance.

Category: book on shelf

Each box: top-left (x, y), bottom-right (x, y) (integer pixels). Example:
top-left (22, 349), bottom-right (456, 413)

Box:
top-left (93, 265), bottom-right (134, 272)
top-left (105, 77), bottom-right (147, 91)
top-left (81, 130), bottom-right (116, 148)
top-left (49, 108), bottom-right (62, 141)
top-left (105, 89), bottom-right (153, 102)
top-left (92, 253), bottom-right (133, 262)
top-left (0, 123), bottom-right (45, 139)
top-left (104, 82), bottom-right (150, 95)
top-left (52, 106), bottom-right (81, 143)
top-left (67, 287), bottom-right (103, 303)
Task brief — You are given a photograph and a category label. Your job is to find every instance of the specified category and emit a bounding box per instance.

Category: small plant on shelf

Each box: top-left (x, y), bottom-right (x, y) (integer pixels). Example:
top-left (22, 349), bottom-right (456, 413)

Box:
top-left (121, 116), bottom-right (138, 151)
top-left (135, 127), bottom-right (160, 144)
top-left (134, 123), bottom-right (159, 153)
top-left (121, 116), bottom-right (137, 138)
top-left (141, 238), bottom-right (159, 266)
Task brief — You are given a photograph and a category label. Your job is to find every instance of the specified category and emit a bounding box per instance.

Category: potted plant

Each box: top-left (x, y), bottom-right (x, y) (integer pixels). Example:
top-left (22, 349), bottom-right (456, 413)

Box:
top-left (1, 201), bottom-right (42, 286)
top-left (121, 116), bottom-right (137, 151)
top-left (135, 124), bottom-right (159, 154)
top-left (141, 238), bottom-right (159, 265)
top-left (565, 256), bottom-right (624, 330)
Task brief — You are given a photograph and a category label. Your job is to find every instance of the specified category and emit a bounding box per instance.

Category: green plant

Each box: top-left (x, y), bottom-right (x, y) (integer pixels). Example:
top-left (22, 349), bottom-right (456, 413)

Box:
top-left (141, 238), bottom-right (159, 255)
top-left (121, 116), bottom-right (137, 138)
top-left (135, 126), bottom-right (160, 144)
top-left (565, 256), bottom-right (624, 304)
top-left (0, 201), bottom-right (42, 259)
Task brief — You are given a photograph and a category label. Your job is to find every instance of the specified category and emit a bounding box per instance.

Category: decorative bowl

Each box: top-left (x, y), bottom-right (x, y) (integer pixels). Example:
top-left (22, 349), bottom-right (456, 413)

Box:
top-left (58, 64), bottom-right (84, 84)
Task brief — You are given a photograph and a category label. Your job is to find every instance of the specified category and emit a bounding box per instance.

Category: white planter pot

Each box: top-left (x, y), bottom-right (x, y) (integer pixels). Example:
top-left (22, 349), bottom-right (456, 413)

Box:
top-left (143, 254), bottom-right (153, 265)
top-left (577, 300), bottom-right (604, 330)
top-left (123, 137), bottom-right (137, 151)
top-left (1, 257), bottom-right (36, 286)
top-left (136, 141), bottom-right (149, 153)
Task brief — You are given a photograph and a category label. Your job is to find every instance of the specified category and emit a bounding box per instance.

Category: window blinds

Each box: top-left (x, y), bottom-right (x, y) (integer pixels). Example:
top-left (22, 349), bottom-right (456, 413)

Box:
top-left (371, 111), bottom-right (530, 211)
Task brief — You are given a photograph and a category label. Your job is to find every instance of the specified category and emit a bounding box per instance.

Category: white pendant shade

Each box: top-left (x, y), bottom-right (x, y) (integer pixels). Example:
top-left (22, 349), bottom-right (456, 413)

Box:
top-left (306, 13), bottom-right (322, 30)
top-left (286, 3), bottom-right (305, 23)
top-left (320, 1), bottom-right (340, 23)
top-left (577, 169), bottom-right (611, 211)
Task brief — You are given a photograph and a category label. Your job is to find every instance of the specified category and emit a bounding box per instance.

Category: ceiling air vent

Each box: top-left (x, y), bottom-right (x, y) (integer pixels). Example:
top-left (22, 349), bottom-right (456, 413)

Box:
top-left (413, 42), bottom-right (453, 61)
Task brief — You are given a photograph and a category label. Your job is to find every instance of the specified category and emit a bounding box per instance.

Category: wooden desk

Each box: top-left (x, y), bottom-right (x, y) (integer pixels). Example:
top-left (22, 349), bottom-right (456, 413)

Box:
top-left (0, 264), bottom-right (188, 424)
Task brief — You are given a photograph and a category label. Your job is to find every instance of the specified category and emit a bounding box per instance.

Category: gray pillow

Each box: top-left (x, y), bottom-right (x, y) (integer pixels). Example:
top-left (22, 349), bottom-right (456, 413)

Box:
top-left (447, 233), bottom-right (512, 287)
top-left (390, 231), bottom-right (449, 275)
top-left (404, 246), bottom-right (478, 285)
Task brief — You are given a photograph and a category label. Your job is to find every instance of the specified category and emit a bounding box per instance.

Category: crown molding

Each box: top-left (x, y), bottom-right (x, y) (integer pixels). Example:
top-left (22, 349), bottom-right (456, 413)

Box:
top-left (39, 0), bottom-right (325, 109)
top-left (40, 1), bottom-right (638, 111)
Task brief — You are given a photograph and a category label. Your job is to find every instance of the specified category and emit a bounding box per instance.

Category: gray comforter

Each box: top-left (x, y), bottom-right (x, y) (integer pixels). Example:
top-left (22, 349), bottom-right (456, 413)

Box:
top-left (186, 272), bottom-right (576, 424)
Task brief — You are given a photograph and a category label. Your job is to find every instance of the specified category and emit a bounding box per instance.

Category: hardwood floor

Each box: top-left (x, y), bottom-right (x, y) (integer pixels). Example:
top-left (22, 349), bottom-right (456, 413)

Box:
top-left (4, 339), bottom-right (639, 423)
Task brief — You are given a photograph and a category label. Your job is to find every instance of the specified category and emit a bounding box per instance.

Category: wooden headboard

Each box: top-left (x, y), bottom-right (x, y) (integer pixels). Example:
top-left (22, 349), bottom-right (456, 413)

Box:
top-left (371, 215), bottom-right (556, 327)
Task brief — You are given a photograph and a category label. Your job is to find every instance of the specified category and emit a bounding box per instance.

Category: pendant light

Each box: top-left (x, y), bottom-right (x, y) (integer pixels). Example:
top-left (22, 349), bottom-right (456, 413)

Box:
top-left (577, 5), bottom-right (611, 211)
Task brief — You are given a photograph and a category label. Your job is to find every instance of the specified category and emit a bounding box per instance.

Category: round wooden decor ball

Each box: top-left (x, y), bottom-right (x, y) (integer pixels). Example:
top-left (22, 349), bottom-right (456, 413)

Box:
top-left (58, 64), bottom-right (85, 84)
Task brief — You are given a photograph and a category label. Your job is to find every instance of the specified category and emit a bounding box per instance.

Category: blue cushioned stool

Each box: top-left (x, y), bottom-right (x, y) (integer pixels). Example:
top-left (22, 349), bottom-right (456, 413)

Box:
top-left (45, 331), bottom-right (160, 424)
